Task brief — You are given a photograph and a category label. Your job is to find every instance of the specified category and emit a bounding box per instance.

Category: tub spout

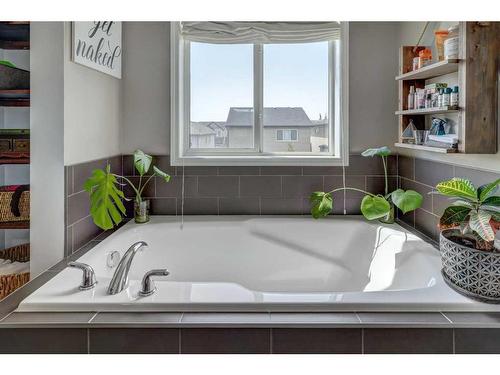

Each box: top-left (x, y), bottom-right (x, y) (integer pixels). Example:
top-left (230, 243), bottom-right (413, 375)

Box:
top-left (107, 241), bottom-right (148, 295)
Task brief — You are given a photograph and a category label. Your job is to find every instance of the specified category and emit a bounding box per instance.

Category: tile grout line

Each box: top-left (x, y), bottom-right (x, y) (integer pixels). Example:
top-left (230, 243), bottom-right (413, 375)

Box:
top-left (452, 328), bottom-right (456, 354)
top-left (441, 312), bottom-right (453, 324)
top-left (87, 312), bottom-right (99, 324)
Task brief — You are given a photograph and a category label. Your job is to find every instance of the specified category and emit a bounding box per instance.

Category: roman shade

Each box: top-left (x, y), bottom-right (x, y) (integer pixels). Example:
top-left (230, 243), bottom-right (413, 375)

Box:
top-left (178, 22), bottom-right (341, 44)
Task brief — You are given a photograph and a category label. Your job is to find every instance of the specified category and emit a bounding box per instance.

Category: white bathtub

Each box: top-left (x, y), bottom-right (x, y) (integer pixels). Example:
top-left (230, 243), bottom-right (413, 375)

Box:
top-left (18, 216), bottom-right (500, 312)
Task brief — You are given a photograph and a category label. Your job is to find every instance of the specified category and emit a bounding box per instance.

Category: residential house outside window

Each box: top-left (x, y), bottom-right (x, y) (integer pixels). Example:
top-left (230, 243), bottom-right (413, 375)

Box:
top-left (171, 22), bottom-right (348, 166)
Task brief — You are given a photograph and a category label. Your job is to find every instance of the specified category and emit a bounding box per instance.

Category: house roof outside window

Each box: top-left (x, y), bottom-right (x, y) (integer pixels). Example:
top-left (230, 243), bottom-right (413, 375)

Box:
top-left (225, 107), bottom-right (321, 127)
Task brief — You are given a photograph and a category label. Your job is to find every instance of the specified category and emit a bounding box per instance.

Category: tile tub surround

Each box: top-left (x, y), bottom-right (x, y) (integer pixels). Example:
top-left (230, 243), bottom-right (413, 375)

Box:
top-left (2, 312), bottom-right (500, 353)
top-left (121, 153), bottom-right (398, 216)
top-left (397, 156), bottom-right (500, 243)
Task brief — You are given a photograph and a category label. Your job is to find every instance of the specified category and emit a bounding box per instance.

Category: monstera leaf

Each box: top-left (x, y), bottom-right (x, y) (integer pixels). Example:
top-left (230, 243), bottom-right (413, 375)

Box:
top-left (84, 165), bottom-right (126, 230)
top-left (436, 178), bottom-right (477, 201)
top-left (134, 149), bottom-right (152, 176)
top-left (469, 210), bottom-right (495, 242)
top-left (360, 195), bottom-right (390, 220)
top-left (391, 189), bottom-right (423, 214)
top-left (361, 146), bottom-right (391, 157)
top-left (310, 192), bottom-right (333, 219)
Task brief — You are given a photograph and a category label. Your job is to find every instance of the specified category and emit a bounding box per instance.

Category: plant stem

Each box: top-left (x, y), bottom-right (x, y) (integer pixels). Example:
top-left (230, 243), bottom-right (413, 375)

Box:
top-left (138, 174), bottom-right (155, 197)
top-left (113, 174), bottom-right (141, 202)
top-left (326, 187), bottom-right (377, 197)
top-left (382, 155), bottom-right (388, 197)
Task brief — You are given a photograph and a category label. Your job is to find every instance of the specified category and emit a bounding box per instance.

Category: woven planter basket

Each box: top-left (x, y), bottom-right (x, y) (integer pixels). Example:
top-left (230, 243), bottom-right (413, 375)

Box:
top-left (0, 243), bottom-right (29, 263)
top-left (0, 272), bottom-right (30, 300)
top-left (440, 229), bottom-right (500, 303)
top-left (0, 185), bottom-right (29, 222)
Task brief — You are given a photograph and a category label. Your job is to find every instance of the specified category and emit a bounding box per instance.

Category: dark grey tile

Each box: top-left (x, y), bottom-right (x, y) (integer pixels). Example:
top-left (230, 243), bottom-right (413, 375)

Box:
top-left (67, 191), bottom-right (90, 225)
top-left (270, 313), bottom-right (359, 324)
top-left (65, 225), bottom-right (73, 257)
top-left (198, 176), bottom-right (239, 197)
top-left (443, 312), bottom-right (500, 326)
top-left (398, 209), bottom-right (415, 227)
top-left (240, 176), bottom-right (281, 198)
top-left (260, 166), bottom-right (302, 175)
top-left (219, 198), bottom-right (259, 215)
top-left (50, 240), bottom-right (100, 271)
top-left (346, 155), bottom-right (385, 175)
top-left (357, 313), bottom-right (450, 325)
top-left (0, 312), bottom-right (94, 325)
top-left (283, 176), bottom-right (323, 198)
top-left (150, 198), bottom-right (177, 215)
top-left (366, 176), bottom-right (398, 196)
top-left (89, 328), bottom-right (179, 354)
top-left (455, 328), bottom-right (500, 354)
top-left (432, 192), bottom-right (450, 217)
top-left (176, 166), bottom-right (218, 176)
top-left (0, 328), bottom-right (87, 353)
top-left (261, 198), bottom-right (303, 215)
top-left (92, 313), bottom-right (182, 325)
top-left (273, 328), bottom-right (361, 354)
top-left (415, 209), bottom-right (439, 242)
top-left (65, 165), bottom-right (73, 196)
top-left (401, 178), bottom-right (432, 212)
top-left (73, 158), bottom-right (108, 193)
top-left (398, 155), bottom-right (414, 180)
top-left (181, 313), bottom-right (271, 325)
top-left (155, 175), bottom-right (197, 197)
top-left (325, 175), bottom-right (365, 199)
top-left (363, 328), bottom-right (453, 354)
top-left (107, 155), bottom-right (123, 176)
top-left (454, 167), bottom-right (500, 188)
top-left (122, 176), bottom-right (155, 198)
top-left (415, 159), bottom-right (453, 187)
top-left (122, 154), bottom-right (135, 176)
top-left (330, 197), bottom-right (363, 215)
top-left (177, 198), bottom-right (218, 215)
top-left (152, 155), bottom-right (176, 176)
top-left (181, 328), bottom-right (270, 354)
top-left (302, 166), bottom-right (343, 176)
top-left (218, 166), bottom-right (260, 175)
top-left (72, 216), bottom-right (102, 252)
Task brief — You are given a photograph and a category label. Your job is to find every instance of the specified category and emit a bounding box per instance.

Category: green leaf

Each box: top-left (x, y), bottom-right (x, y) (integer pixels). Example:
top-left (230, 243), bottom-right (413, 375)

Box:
top-left (0, 60), bottom-right (16, 68)
top-left (391, 189), bottom-right (423, 214)
top-left (478, 179), bottom-right (500, 201)
top-left (361, 146), bottom-right (391, 157)
top-left (360, 195), bottom-right (390, 220)
top-left (84, 166), bottom-right (126, 230)
top-left (469, 210), bottom-right (495, 242)
top-left (451, 199), bottom-right (475, 208)
top-left (439, 206), bottom-right (471, 227)
top-left (153, 165), bottom-right (171, 182)
top-left (309, 192), bottom-right (333, 219)
top-left (133, 149), bottom-right (152, 176)
top-left (436, 178), bottom-right (477, 201)
top-left (483, 196), bottom-right (500, 207)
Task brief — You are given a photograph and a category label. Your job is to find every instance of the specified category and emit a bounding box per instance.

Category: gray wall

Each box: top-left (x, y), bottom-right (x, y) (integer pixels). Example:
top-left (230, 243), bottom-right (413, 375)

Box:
top-left (30, 22), bottom-right (66, 276)
top-left (121, 22), bottom-right (400, 156)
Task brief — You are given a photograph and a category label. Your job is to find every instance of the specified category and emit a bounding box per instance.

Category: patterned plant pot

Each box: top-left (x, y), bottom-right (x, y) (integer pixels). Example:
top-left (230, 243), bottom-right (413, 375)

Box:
top-left (440, 229), bottom-right (500, 303)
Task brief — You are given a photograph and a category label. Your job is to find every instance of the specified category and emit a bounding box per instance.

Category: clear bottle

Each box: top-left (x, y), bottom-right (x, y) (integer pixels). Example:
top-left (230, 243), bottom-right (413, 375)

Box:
top-left (437, 88), bottom-right (443, 107)
top-left (450, 86), bottom-right (459, 108)
top-left (442, 88), bottom-right (452, 107)
top-left (407, 86), bottom-right (415, 110)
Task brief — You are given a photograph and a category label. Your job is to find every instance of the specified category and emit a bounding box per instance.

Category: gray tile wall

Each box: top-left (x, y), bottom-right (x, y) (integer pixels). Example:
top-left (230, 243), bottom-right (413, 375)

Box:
top-left (397, 156), bottom-right (500, 243)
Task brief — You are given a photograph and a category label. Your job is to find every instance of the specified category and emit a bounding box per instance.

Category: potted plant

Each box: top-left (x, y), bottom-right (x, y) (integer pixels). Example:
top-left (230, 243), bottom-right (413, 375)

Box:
top-left (84, 149), bottom-right (171, 230)
top-left (310, 146), bottom-right (423, 222)
top-left (435, 177), bottom-right (500, 302)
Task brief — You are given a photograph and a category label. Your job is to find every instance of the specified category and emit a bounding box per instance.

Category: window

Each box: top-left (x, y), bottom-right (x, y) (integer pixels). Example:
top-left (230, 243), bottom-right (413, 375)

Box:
top-left (171, 22), bottom-right (348, 166)
top-left (277, 129), bottom-right (298, 142)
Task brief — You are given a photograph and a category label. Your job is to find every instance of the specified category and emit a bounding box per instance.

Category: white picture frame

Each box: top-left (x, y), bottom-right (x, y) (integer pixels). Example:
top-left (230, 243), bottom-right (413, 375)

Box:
top-left (72, 21), bottom-right (122, 79)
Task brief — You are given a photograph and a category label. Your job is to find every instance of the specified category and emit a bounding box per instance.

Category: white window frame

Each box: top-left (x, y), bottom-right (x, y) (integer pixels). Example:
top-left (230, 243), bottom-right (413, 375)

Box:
top-left (170, 22), bottom-right (349, 166)
top-left (276, 129), bottom-right (299, 142)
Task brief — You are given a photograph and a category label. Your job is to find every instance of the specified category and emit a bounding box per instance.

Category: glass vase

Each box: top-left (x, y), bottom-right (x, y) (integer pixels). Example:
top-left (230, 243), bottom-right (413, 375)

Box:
top-left (134, 199), bottom-right (150, 224)
top-left (379, 202), bottom-right (395, 224)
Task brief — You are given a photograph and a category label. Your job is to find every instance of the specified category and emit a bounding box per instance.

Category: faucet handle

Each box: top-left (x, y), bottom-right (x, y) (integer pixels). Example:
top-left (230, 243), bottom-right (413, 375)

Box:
top-left (138, 269), bottom-right (170, 297)
top-left (68, 261), bottom-right (97, 290)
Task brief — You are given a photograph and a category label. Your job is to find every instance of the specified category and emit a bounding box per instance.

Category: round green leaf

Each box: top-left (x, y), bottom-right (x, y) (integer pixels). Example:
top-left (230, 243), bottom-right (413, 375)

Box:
top-left (391, 189), bottom-right (423, 214)
top-left (309, 192), bottom-right (333, 219)
top-left (360, 195), bottom-right (390, 220)
top-left (133, 149), bottom-right (152, 176)
top-left (361, 146), bottom-right (391, 157)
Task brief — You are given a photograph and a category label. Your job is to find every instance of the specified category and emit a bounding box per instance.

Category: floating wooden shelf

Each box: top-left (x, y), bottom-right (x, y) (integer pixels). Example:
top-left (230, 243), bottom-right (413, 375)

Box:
top-left (395, 107), bottom-right (460, 116)
top-left (394, 142), bottom-right (457, 153)
top-left (396, 59), bottom-right (459, 81)
top-left (0, 89), bottom-right (30, 107)
top-left (0, 221), bottom-right (29, 229)
top-left (0, 22), bottom-right (29, 51)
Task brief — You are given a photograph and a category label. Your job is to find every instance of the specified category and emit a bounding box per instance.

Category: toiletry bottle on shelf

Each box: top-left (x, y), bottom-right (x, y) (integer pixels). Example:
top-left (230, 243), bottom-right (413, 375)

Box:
top-left (450, 86), bottom-right (459, 108)
top-left (443, 88), bottom-right (451, 107)
top-left (437, 88), bottom-right (443, 107)
top-left (418, 48), bottom-right (432, 69)
top-left (425, 93), bottom-right (432, 108)
top-left (408, 86), bottom-right (415, 110)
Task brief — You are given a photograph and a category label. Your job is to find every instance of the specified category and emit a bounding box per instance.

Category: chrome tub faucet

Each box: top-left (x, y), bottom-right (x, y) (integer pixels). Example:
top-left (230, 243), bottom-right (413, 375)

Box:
top-left (107, 241), bottom-right (148, 295)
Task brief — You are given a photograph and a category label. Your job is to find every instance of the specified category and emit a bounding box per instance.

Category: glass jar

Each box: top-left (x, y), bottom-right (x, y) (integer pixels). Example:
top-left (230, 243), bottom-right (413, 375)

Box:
top-left (134, 199), bottom-right (150, 224)
top-left (444, 25), bottom-right (459, 60)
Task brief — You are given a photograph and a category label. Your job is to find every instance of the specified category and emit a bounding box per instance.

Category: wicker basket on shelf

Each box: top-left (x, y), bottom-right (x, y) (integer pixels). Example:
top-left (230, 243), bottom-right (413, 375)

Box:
top-left (0, 272), bottom-right (30, 300)
top-left (0, 243), bottom-right (30, 300)
top-left (0, 185), bottom-right (29, 222)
